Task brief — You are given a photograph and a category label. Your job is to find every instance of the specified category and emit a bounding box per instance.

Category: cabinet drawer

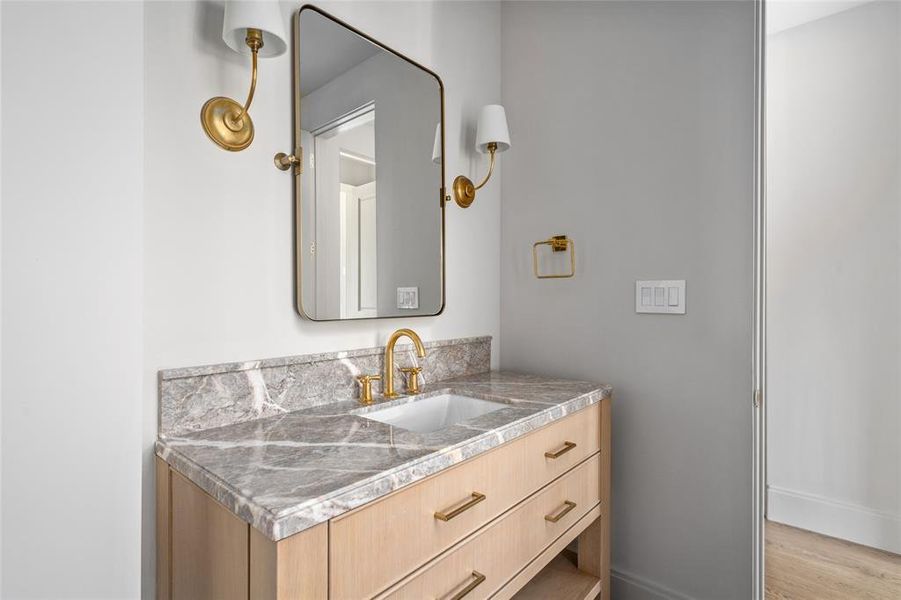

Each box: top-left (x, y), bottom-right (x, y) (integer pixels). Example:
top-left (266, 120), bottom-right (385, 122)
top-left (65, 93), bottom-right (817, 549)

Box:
top-left (379, 453), bottom-right (601, 600)
top-left (329, 404), bottom-right (600, 599)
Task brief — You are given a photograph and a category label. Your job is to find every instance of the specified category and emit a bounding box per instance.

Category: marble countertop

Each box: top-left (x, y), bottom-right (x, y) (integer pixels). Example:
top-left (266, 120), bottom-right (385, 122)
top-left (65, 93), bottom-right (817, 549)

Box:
top-left (156, 371), bottom-right (612, 541)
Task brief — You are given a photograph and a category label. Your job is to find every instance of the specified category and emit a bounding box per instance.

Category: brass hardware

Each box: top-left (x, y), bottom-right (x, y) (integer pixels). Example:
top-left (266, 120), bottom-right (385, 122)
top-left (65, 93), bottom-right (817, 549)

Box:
top-left (544, 500), bottom-right (577, 523)
top-left (544, 441), bottom-right (577, 459)
top-left (274, 148), bottom-right (303, 173)
top-left (383, 329), bottom-right (426, 398)
top-left (434, 492), bottom-right (486, 521)
top-left (201, 28), bottom-right (263, 152)
top-left (356, 374), bottom-right (381, 405)
top-left (451, 142), bottom-right (497, 208)
top-left (533, 235), bottom-right (575, 279)
top-left (444, 571), bottom-right (486, 600)
top-left (548, 235), bottom-right (569, 252)
top-left (399, 366), bottom-right (422, 394)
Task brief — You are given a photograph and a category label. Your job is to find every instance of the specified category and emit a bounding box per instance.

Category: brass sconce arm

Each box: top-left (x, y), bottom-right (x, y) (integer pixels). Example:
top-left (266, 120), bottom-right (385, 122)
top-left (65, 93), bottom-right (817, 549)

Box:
top-left (226, 32), bottom-right (261, 130)
top-left (451, 141), bottom-right (497, 208)
top-left (201, 28), bottom-right (264, 152)
top-left (472, 142), bottom-right (497, 191)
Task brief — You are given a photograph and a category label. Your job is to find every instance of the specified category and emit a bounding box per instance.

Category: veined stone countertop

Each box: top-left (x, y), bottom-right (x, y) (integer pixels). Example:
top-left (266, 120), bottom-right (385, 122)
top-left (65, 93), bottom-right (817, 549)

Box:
top-left (155, 371), bottom-right (612, 541)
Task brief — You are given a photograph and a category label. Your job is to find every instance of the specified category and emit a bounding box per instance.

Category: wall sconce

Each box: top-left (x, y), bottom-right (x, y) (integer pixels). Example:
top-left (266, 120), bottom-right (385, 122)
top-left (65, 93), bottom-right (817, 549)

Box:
top-left (201, 1), bottom-right (287, 152)
top-left (449, 104), bottom-right (511, 208)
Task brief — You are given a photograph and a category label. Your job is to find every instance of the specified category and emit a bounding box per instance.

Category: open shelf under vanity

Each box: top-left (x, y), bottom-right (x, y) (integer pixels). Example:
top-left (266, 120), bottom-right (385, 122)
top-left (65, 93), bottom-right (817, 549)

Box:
top-left (513, 550), bottom-right (602, 600)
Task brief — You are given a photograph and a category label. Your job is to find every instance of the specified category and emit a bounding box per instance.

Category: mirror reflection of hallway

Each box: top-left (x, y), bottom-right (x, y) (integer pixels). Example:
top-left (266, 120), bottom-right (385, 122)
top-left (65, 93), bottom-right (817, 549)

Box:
top-left (313, 107), bottom-right (377, 320)
top-left (297, 6), bottom-right (444, 320)
top-left (764, 1), bottom-right (901, 597)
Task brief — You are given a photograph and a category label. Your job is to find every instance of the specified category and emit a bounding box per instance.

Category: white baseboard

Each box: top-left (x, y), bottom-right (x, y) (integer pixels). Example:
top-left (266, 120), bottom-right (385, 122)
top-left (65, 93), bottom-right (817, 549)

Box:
top-left (768, 485), bottom-right (901, 554)
top-left (611, 567), bottom-right (697, 600)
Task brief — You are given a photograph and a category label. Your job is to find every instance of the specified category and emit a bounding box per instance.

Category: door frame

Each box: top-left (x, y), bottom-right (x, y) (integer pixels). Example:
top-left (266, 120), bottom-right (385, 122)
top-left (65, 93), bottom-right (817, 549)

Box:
top-left (339, 180), bottom-right (377, 320)
top-left (752, 0), bottom-right (766, 598)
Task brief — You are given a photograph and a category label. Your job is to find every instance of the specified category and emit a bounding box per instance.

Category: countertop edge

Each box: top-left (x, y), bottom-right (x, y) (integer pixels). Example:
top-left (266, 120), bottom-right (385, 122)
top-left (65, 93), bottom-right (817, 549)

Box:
top-left (156, 381), bottom-right (612, 542)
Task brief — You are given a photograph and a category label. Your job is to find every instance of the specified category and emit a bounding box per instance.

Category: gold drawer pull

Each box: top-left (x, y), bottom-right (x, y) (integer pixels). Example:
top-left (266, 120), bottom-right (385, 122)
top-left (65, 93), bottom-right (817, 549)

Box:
top-left (545, 441), bottom-right (577, 459)
top-left (545, 500), bottom-right (577, 523)
top-left (444, 571), bottom-right (486, 600)
top-left (434, 492), bottom-right (486, 522)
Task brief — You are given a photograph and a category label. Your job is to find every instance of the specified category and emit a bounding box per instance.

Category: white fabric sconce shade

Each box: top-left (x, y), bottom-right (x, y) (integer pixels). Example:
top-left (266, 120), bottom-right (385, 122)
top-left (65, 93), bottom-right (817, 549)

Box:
top-left (476, 104), bottom-right (511, 153)
top-left (222, 1), bottom-right (287, 57)
top-left (432, 123), bottom-right (442, 164)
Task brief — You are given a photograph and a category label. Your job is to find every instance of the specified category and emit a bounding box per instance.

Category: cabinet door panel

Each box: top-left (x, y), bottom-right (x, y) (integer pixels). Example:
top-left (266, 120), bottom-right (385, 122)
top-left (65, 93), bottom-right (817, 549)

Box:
top-left (171, 472), bottom-right (248, 600)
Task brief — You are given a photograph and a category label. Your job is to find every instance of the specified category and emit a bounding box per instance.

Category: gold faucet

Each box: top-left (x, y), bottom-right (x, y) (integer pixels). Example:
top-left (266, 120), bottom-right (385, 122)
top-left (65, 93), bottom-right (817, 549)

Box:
top-left (383, 328), bottom-right (426, 398)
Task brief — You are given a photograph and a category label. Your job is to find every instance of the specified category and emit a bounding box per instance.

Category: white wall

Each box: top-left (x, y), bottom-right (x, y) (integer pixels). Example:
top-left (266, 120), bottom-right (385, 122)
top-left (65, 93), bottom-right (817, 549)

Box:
top-left (142, 1), bottom-right (501, 597)
top-left (500, 2), bottom-right (755, 599)
top-left (766, 0), bottom-right (901, 553)
top-left (1, 2), bottom-right (144, 598)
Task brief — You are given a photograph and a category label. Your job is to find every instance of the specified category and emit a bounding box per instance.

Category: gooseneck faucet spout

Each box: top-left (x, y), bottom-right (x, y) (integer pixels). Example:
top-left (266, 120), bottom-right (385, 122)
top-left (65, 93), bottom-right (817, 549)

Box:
top-left (383, 328), bottom-right (426, 398)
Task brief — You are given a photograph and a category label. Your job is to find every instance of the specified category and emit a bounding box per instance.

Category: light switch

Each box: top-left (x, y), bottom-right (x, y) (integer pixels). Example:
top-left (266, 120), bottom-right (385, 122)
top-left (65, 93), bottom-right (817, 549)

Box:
top-left (397, 287), bottom-right (419, 309)
top-left (668, 287), bottom-right (679, 306)
top-left (635, 280), bottom-right (686, 314)
top-left (654, 287), bottom-right (666, 306)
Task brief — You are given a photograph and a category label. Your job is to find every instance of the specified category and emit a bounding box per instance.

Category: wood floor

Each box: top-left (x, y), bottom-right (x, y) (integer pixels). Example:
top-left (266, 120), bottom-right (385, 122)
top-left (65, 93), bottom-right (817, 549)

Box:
top-left (766, 520), bottom-right (901, 600)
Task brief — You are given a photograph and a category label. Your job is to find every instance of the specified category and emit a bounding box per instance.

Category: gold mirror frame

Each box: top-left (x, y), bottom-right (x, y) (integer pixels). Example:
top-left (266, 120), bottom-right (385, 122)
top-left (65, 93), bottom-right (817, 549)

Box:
top-left (291, 5), bottom-right (446, 321)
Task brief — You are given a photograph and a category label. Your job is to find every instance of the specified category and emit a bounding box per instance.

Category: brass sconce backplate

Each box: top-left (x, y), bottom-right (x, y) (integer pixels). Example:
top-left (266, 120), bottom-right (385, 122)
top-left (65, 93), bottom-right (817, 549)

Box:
top-left (201, 96), bottom-right (255, 152)
top-left (452, 176), bottom-right (476, 208)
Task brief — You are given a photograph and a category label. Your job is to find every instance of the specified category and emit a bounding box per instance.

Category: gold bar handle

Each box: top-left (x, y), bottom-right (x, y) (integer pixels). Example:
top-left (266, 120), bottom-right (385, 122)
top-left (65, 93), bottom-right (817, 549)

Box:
top-left (444, 571), bottom-right (486, 600)
top-left (545, 441), bottom-right (577, 459)
top-left (544, 500), bottom-right (577, 523)
top-left (434, 492), bottom-right (486, 522)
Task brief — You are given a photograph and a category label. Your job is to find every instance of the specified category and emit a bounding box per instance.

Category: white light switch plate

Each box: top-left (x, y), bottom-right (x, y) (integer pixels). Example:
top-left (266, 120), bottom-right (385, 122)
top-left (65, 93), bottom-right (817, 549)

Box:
top-left (636, 280), bottom-right (686, 314)
top-left (397, 287), bottom-right (419, 309)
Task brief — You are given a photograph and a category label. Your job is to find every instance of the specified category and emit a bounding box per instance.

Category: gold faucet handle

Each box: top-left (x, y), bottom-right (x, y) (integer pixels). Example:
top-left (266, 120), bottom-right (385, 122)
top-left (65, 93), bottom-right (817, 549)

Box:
top-left (399, 367), bottom-right (422, 394)
top-left (356, 374), bottom-right (381, 405)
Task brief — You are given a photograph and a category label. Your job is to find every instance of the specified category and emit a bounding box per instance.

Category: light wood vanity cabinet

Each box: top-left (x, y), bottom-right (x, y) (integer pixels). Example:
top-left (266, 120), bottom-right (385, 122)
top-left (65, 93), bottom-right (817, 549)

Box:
top-left (157, 398), bottom-right (611, 600)
top-left (378, 455), bottom-right (601, 600)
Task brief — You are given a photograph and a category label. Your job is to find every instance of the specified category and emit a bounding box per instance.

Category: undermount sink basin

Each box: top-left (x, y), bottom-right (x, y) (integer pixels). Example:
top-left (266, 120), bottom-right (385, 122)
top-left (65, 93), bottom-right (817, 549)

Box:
top-left (361, 393), bottom-right (506, 433)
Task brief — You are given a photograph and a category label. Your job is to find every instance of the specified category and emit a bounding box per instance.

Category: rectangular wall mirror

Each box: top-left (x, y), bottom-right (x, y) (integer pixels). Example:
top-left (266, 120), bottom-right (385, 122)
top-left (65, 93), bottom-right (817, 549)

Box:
top-left (293, 6), bottom-right (445, 321)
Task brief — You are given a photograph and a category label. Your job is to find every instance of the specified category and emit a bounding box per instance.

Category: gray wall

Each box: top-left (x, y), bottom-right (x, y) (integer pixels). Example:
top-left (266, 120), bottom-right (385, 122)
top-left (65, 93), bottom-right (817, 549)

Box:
top-left (766, 0), bottom-right (901, 554)
top-left (499, 2), bottom-right (755, 599)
